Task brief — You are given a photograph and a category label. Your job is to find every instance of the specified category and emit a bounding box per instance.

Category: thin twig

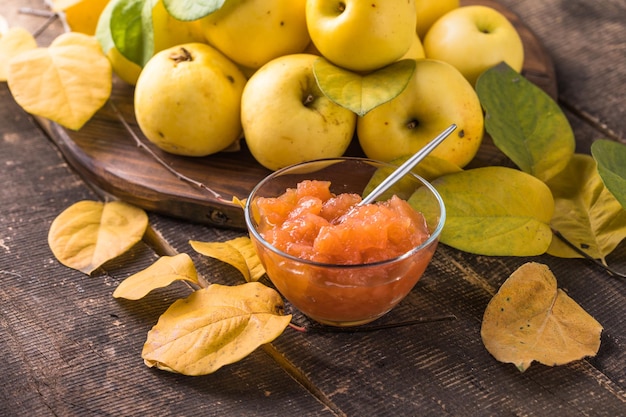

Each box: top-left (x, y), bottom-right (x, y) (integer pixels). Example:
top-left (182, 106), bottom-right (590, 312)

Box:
top-left (552, 229), bottom-right (625, 279)
top-left (18, 7), bottom-right (55, 17)
top-left (19, 7), bottom-right (59, 38)
top-left (292, 314), bottom-right (458, 334)
top-left (108, 100), bottom-right (231, 204)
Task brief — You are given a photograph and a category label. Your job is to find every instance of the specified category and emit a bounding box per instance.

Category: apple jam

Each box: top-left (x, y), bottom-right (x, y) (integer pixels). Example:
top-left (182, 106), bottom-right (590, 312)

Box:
top-left (250, 180), bottom-right (437, 326)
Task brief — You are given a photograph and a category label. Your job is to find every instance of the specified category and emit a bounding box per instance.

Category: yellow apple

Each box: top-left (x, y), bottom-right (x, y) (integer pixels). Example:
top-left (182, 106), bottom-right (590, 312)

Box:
top-left (357, 59), bottom-right (484, 168)
top-left (96, 0), bottom-right (206, 85)
top-left (423, 5), bottom-right (524, 86)
top-left (306, 0), bottom-right (416, 72)
top-left (400, 32), bottom-right (425, 61)
top-left (241, 54), bottom-right (357, 171)
top-left (414, 0), bottom-right (459, 40)
top-left (200, 0), bottom-right (310, 70)
top-left (62, 0), bottom-right (111, 36)
top-left (134, 43), bottom-right (247, 157)
top-left (151, 0), bottom-right (206, 50)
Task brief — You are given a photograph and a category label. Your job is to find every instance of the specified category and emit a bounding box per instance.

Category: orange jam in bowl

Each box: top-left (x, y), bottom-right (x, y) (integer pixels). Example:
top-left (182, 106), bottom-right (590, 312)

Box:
top-left (244, 158), bottom-right (445, 327)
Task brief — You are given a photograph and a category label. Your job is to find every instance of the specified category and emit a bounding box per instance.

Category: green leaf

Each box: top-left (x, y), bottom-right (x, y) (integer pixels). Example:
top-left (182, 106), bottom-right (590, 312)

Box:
top-left (313, 58), bottom-right (415, 117)
top-left (95, 0), bottom-right (116, 54)
top-left (142, 283), bottom-right (291, 375)
top-left (163, 0), bottom-right (227, 21)
top-left (591, 139), bottom-right (626, 210)
top-left (110, 0), bottom-right (156, 67)
top-left (476, 62), bottom-right (575, 182)
top-left (546, 154), bottom-right (626, 262)
top-left (409, 166), bottom-right (554, 256)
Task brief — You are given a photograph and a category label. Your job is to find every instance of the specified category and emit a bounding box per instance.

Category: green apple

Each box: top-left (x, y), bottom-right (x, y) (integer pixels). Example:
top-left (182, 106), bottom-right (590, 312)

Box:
top-left (357, 59), bottom-right (484, 168)
top-left (423, 5), bottom-right (524, 86)
top-left (414, 0), bottom-right (459, 40)
top-left (306, 0), bottom-right (416, 72)
top-left (200, 0), bottom-right (310, 70)
top-left (134, 43), bottom-right (247, 156)
top-left (241, 54), bottom-right (357, 171)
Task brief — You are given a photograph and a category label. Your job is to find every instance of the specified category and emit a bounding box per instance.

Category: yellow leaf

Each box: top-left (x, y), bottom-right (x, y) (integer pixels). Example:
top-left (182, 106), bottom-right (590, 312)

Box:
top-left (142, 283), bottom-right (291, 375)
top-left (481, 262), bottom-right (603, 372)
top-left (231, 196), bottom-right (246, 209)
top-left (546, 153), bottom-right (626, 262)
top-left (48, 200), bottom-right (148, 275)
top-left (113, 253), bottom-right (199, 300)
top-left (7, 32), bottom-right (112, 130)
top-left (0, 27), bottom-right (38, 82)
top-left (410, 167), bottom-right (554, 256)
top-left (190, 236), bottom-right (266, 282)
top-left (227, 236), bottom-right (266, 282)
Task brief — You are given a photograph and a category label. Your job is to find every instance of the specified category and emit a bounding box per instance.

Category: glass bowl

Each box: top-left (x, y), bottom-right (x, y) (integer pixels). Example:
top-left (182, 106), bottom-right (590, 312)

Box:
top-left (244, 157), bottom-right (445, 327)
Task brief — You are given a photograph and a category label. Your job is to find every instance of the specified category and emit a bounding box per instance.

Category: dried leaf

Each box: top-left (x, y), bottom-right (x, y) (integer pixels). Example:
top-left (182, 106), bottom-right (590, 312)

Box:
top-left (113, 253), bottom-right (199, 300)
top-left (227, 236), bottom-right (266, 282)
top-left (232, 196), bottom-right (247, 209)
top-left (591, 139), bottom-right (626, 210)
top-left (409, 166), bottom-right (554, 256)
top-left (48, 200), bottom-right (148, 275)
top-left (7, 32), bottom-right (112, 130)
top-left (190, 237), bottom-right (265, 282)
top-left (476, 62), bottom-right (575, 182)
top-left (142, 282), bottom-right (291, 375)
top-left (546, 154), bottom-right (626, 262)
top-left (481, 262), bottom-right (603, 372)
top-left (0, 27), bottom-right (38, 81)
top-left (313, 58), bottom-right (416, 116)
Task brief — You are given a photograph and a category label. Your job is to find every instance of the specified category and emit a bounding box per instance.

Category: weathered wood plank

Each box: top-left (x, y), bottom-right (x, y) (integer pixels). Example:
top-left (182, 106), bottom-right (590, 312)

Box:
top-left (0, 81), bottom-right (335, 416)
top-left (148, 214), bottom-right (626, 416)
top-left (499, 0), bottom-right (626, 143)
top-left (2, 0), bottom-right (625, 416)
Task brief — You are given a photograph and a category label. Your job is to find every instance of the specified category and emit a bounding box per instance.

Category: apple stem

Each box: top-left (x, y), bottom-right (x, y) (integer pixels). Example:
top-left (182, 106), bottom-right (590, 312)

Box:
top-left (303, 93), bottom-right (315, 107)
top-left (169, 47), bottom-right (193, 64)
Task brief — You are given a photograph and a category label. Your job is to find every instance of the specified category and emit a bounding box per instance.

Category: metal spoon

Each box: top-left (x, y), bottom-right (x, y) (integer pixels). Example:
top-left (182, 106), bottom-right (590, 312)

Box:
top-left (358, 123), bottom-right (457, 206)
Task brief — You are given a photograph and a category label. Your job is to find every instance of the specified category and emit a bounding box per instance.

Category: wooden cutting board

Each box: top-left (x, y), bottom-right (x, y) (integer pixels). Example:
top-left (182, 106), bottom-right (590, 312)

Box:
top-left (37, 0), bottom-right (556, 230)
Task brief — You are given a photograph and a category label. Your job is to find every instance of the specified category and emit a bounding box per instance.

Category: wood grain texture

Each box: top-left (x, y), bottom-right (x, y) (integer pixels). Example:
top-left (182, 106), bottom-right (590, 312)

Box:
top-left (0, 81), bottom-right (334, 417)
top-left (2, 1), bottom-right (625, 416)
top-left (35, 0), bottom-right (558, 230)
top-left (498, 0), bottom-right (626, 144)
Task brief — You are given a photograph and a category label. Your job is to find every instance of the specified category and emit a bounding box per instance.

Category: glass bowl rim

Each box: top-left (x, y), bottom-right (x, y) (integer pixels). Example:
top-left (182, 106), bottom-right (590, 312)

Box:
top-left (244, 156), bottom-right (446, 269)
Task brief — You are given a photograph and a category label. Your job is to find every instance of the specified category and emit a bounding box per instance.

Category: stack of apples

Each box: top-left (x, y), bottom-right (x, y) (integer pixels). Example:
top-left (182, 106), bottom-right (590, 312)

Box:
top-left (128, 0), bottom-right (524, 171)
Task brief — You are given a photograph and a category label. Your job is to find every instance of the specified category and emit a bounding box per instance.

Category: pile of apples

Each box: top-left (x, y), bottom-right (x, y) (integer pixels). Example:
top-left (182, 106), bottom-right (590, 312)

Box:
top-left (124, 0), bottom-right (525, 171)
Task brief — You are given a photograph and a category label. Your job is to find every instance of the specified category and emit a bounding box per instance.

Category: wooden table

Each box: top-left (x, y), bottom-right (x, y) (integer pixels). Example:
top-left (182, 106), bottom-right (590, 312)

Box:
top-left (1, 1), bottom-right (624, 416)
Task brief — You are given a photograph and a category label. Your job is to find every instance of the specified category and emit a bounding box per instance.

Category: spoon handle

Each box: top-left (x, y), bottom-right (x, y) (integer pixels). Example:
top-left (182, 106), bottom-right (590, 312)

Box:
top-left (359, 123), bottom-right (457, 206)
